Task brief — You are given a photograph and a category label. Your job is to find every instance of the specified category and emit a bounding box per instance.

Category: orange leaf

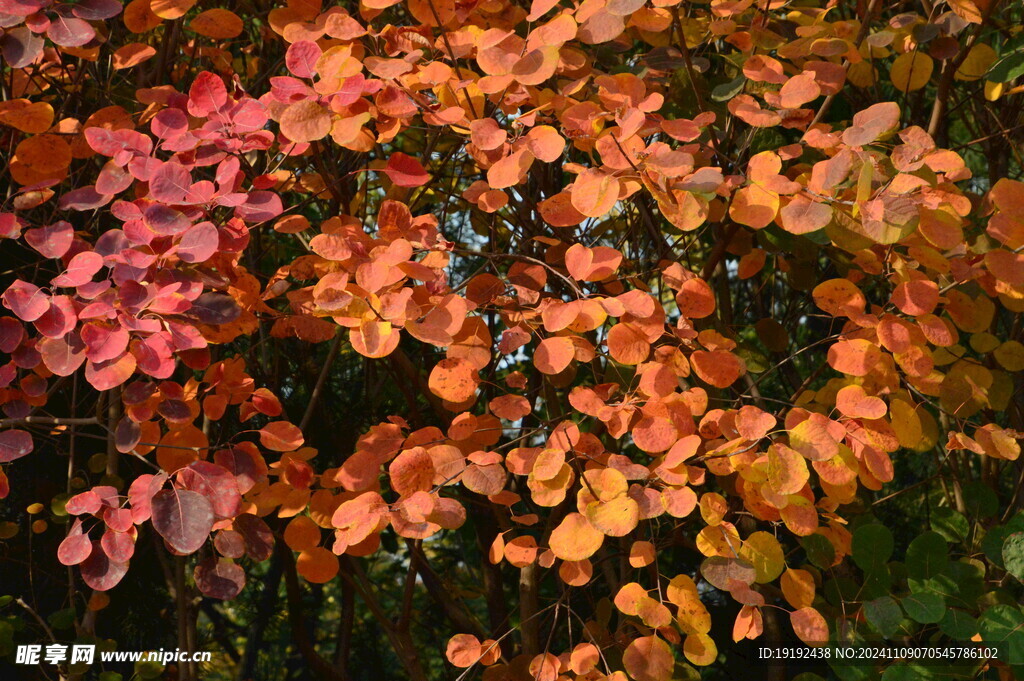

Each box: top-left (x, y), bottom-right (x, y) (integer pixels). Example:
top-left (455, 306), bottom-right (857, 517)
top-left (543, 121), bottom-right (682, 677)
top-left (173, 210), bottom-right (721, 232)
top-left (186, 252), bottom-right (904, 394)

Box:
top-left (623, 636), bottom-right (674, 681)
top-left (284, 515), bottom-right (321, 551)
top-left (259, 421), bottom-right (305, 452)
top-left (535, 336), bottom-right (575, 374)
top-left (446, 634), bottom-right (482, 668)
top-left (835, 384), bottom-right (887, 419)
top-left (113, 43), bottom-right (157, 69)
top-left (791, 606), bottom-right (829, 646)
top-left (280, 100), bottom-right (331, 143)
top-left (781, 568), bottom-right (815, 609)
top-left (690, 350), bottom-right (745, 388)
top-left (189, 8), bottom-right (244, 38)
top-left (891, 280), bottom-right (939, 316)
top-left (150, 0), bottom-right (196, 20)
top-left (487, 149), bottom-right (534, 189)
top-left (549, 512), bottom-right (603, 561)
top-left (0, 100), bottom-right (54, 133)
top-left (570, 168), bottom-right (620, 218)
top-left (428, 358), bottom-right (479, 402)
top-left (812, 279), bottom-right (865, 317)
top-left (827, 339), bottom-right (881, 376)
top-left (296, 547), bottom-right (339, 583)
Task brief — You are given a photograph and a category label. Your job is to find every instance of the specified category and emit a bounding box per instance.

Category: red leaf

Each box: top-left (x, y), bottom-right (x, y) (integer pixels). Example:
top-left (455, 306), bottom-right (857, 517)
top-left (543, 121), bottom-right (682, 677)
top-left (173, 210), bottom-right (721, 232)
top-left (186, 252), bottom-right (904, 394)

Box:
top-left (178, 461), bottom-right (241, 518)
top-left (100, 529), bottom-right (136, 562)
top-left (384, 153), bottom-right (429, 187)
top-left (188, 71), bottom-right (228, 117)
top-left (127, 472), bottom-right (168, 524)
top-left (58, 532), bottom-right (93, 566)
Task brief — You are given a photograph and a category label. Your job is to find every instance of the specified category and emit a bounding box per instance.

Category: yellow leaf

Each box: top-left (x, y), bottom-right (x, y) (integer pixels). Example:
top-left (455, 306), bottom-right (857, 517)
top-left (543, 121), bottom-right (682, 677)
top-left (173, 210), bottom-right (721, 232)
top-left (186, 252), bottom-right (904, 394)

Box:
top-left (890, 52), bottom-right (933, 92)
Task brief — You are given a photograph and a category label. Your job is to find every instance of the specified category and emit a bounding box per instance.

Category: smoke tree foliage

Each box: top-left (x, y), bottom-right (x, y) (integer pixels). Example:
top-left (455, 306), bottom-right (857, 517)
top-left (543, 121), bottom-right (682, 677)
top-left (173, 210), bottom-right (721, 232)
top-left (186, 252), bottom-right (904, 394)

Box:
top-left (0, 0), bottom-right (1023, 679)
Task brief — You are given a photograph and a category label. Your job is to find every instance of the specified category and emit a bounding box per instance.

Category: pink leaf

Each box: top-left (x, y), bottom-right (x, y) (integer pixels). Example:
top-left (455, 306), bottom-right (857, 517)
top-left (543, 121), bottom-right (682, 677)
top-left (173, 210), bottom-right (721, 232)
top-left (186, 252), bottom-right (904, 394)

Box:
top-left (149, 162), bottom-right (192, 204)
top-left (24, 221), bottom-right (73, 258)
top-left (177, 221), bottom-right (219, 263)
top-left (2, 280), bottom-right (49, 322)
top-left (58, 533), bottom-right (94, 566)
top-left (285, 40), bottom-right (322, 79)
top-left (53, 251), bottom-right (104, 287)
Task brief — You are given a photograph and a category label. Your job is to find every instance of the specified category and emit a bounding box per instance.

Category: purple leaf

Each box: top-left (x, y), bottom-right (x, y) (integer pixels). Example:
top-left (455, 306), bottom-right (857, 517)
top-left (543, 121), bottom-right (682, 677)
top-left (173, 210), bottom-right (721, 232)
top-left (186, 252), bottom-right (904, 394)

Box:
top-left (0, 429), bottom-right (33, 463)
top-left (233, 513), bottom-right (274, 561)
top-left (47, 16), bottom-right (95, 47)
top-left (0, 317), bottom-right (25, 353)
top-left (1, 27), bottom-right (43, 69)
top-left (213, 530), bottom-right (245, 558)
top-left (80, 541), bottom-right (129, 591)
top-left (59, 186), bottom-right (111, 211)
top-left (194, 557), bottom-right (245, 599)
top-left (151, 488), bottom-right (214, 554)
top-left (214, 446), bottom-right (266, 494)
top-left (71, 0), bottom-right (123, 20)
top-left (144, 203), bottom-right (190, 235)
top-left (189, 292), bottom-right (241, 325)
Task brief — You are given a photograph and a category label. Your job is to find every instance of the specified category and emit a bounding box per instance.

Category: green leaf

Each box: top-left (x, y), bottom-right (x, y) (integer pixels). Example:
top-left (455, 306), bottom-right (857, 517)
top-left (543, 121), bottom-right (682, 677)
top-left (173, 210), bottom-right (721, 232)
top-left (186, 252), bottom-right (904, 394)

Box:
top-left (710, 75), bottom-right (745, 102)
top-left (802, 533), bottom-right (836, 569)
top-left (983, 525), bottom-right (1012, 568)
top-left (939, 609), bottom-right (978, 639)
top-left (863, 596), bottom-right (903, 639)
top-left (901, 591), bottom-right (945, 624)
top-left (905, 532), bottom-right (948, 581)
top-left (979, 604), bottom-right (1024, 665)
top-left (931, 507), bottom-right (968, 542)
top-left (46, 607), bottom-right (76, 631)
top-left (962, 480), bottom-right (998, 518)
top-left (1002, 532), bottom-right (1024, 582)
top-left (880, 663), bottom-right (937, 680)
top-left (852, 524), bottom-right (893, 573)
top-left (989, 51), bottom-right (1024, 83)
